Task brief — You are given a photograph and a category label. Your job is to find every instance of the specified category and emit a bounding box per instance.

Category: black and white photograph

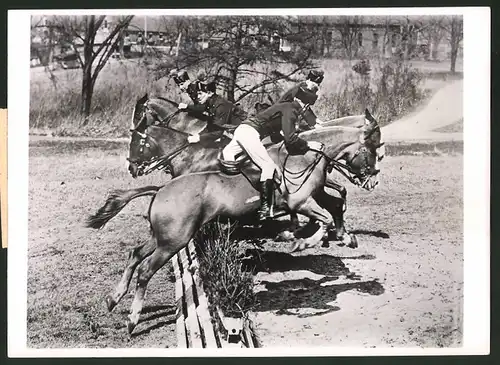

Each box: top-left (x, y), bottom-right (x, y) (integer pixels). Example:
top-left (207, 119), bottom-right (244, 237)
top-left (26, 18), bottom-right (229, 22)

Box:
top-left (7, 7), bottom-right (489, 357)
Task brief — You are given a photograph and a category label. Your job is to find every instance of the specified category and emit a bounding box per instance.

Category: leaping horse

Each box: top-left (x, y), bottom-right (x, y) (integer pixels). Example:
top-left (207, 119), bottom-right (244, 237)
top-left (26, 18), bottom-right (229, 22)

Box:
top-left (126, 95), bottom-right (383, 238)
top-left (86, 114), bottom-right (384, 334)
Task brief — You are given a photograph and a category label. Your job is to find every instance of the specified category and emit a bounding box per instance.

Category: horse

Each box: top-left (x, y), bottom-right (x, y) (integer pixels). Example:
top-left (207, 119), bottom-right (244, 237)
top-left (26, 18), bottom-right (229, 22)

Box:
top-left (126, 95), bottom-right (382, 237)
top-left (86, 115), bottom-right (384, 334)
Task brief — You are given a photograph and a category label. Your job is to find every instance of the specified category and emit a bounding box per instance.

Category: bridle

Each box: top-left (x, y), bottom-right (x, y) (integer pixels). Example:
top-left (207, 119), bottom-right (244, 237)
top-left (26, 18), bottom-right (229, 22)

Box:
top-left (310, 124), bottom-right (383, 190)
top-left (128, 100), bottom-right (192, 176)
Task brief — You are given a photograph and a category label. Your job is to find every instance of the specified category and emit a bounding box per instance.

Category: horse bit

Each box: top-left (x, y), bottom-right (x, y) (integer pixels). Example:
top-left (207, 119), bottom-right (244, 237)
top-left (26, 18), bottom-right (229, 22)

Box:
top-left (128, 101), bottom-right (191, 176)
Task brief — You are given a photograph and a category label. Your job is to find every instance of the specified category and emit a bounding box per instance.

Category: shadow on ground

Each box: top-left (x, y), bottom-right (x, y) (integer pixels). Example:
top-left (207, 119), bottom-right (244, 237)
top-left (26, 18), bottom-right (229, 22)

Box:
top-left (131, 305), bottom-right (176, 338)
top-left (242, 249), bottom-right (384, 316)
top-left (350, 229), bottom-right (390, 239)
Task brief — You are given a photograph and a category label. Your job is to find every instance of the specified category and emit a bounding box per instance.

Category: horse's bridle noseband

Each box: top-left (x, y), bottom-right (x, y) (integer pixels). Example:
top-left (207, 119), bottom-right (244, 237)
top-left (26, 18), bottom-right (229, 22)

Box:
top-left (310, 124), bottom-right (383, 190)
top-left (128, 101), bottom-right (192, 176)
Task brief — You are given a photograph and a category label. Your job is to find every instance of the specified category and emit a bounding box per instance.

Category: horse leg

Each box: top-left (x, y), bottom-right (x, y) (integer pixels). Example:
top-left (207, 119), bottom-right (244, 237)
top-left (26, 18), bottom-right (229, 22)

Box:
top-left (289, 196), bottom-right (334, 252)
top-left (316, 188), bottom-right (357, 248)
top-left (126, 243), bottom-right (178, 335)
top-left (277, 188), bottom-right (346, 244)
top-left (276, 212), bottom-right (302, 242)
top-left (325, 175), bottom-right (347, 212)
top-left (105, 238), bottom-right (156, 312)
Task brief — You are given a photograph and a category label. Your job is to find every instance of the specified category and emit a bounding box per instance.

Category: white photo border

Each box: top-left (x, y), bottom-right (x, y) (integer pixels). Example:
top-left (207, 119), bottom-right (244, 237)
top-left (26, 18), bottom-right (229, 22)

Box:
top-left (7, 6), bottom-right (491, 357)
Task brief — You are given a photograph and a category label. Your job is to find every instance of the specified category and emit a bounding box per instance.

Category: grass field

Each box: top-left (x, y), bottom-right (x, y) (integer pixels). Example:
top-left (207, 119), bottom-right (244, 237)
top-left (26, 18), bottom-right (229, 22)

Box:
top-left (29, 57), bottom-right (462, 138)
top-left (27, 138), bottom-right (463, 348)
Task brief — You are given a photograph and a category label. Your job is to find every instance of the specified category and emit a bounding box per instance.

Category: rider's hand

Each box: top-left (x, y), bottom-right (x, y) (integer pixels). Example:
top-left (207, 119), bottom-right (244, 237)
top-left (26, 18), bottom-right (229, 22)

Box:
top-left (307, 141), bottom-right (323, 151)
top-left (187, 134), bottom-right (200, 144)
top-left (178, 103), bottom-right (188, 110)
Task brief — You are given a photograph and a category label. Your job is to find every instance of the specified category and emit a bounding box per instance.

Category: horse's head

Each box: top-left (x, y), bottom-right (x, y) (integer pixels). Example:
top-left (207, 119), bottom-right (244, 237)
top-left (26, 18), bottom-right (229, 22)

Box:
top-left (128, 95), bottom-right (162, 178)
top-left (312, 109), bottom-right (384, 191)
top-left (336, 109), bottom-right (385, 191)
top-left (127, 95), bottom-right (205, 178)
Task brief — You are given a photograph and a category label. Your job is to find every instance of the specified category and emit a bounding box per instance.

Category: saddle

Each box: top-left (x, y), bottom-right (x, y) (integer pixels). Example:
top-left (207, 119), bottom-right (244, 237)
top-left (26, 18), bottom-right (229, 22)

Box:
top-left (217, 141), bottom-right (280, 177)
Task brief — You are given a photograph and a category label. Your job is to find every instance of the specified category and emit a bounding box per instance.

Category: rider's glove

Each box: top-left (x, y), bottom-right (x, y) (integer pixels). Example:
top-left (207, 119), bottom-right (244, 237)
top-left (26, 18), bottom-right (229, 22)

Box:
top-left (178, 103), bottom-right (188, 110)
top-left (187, 134), bottom-right (200, 144)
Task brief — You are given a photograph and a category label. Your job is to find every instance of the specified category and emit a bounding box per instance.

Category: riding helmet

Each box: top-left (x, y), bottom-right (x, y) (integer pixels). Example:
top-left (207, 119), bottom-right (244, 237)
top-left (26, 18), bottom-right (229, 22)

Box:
top-left (171, 69), bottom-right (190, 86)
top-left (307, 69), bottom-right (325, 85)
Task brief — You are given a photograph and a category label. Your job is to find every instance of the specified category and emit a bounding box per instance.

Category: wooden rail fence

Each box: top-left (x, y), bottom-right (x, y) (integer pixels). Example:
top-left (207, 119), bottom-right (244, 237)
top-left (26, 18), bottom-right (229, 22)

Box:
top-left (171, 240), bottom-right (258, 349)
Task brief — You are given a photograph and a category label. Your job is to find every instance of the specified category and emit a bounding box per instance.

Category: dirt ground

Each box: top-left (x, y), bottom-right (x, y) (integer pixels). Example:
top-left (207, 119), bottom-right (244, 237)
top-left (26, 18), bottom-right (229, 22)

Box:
top-left (27, 76), bottom-right (464, 349)
top-left (247, 146), bottom-right (463, 348)
top-left (27, 138), bottom-right (463, 349)
top-left (28, 140), bottom-right (179, 348)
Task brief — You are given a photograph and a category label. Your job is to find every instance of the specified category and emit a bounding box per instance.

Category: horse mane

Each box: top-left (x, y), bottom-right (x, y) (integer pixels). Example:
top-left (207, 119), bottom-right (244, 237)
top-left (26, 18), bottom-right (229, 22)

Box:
top-left (152, 96), bottom-right (180, 108)
top-left (321, 114), bottom-right (366, 128)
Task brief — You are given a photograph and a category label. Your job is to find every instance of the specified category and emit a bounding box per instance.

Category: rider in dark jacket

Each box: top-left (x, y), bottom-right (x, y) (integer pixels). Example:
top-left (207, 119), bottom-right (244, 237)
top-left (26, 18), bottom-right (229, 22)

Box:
top-left (222, 85), bottom-right (322, 221)
top-left (278, 69), bottom-right (326, 130)
top-left (182, 80), bottom-right (247, 132)
top-left (171, 71), bottom-right (247, 143)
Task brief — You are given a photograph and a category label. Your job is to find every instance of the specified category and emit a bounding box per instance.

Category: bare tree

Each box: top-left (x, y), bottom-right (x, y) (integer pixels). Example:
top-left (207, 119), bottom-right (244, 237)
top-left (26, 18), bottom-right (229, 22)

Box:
top-left (334, 16), bottom-right (361, 60)
top-left (441, 16), bottom-right (463, 73)
top-left (49, 15), bottom-right (134, 115)
top-left (418, 16), bottom-right (446, 61)
top-left (165, 16), bottom-right (315, 104)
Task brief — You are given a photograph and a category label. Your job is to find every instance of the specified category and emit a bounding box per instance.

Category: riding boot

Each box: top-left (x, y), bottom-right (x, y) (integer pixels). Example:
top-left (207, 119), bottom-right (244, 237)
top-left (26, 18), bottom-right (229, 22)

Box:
top-left (258, 179), bottom-right (275, 221)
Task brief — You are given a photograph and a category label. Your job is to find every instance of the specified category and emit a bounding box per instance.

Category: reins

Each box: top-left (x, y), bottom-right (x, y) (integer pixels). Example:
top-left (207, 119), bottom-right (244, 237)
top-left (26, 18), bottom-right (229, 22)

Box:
top-left (130, 102), bottom-right (194, 175)
top-left (279, 143), bottom-right (325, 194)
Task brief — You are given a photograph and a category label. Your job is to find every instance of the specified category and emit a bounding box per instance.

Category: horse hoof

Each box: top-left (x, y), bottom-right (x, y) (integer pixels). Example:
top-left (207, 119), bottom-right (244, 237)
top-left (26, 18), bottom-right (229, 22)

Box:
top-left (347, 234), bottom-right (358, 249)
top-left (126, 320), bottom-right (136, 335)
top-left (105, 295), bottom-right (117, 312)
top-left (290, 241), bottom-right (305, 253)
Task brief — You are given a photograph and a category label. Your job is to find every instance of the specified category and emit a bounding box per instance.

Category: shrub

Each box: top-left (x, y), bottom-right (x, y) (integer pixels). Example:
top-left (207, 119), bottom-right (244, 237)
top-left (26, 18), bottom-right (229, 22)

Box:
top-left (29, 57), bottom-right (429, 136)
top-left (29, 60), bottom-right (180, 138)
top-left (316, 58), bottom-right (427, 126)
top-left (193, 219), bottom-right (256, 319)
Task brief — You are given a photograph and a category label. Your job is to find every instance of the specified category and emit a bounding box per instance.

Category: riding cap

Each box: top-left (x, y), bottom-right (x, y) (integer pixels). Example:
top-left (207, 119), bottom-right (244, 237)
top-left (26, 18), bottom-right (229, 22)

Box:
top-left (170, 69), bottom-right (190, 86)
top-left (186, 74), bottom-right (217, 96)
top-left (307, 69), bottom-right (325, 85)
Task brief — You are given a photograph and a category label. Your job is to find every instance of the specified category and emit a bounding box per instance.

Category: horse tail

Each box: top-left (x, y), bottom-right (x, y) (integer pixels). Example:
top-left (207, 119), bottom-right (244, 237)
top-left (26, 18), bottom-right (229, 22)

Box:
top-left (85, 185), bottom-right (162, 229)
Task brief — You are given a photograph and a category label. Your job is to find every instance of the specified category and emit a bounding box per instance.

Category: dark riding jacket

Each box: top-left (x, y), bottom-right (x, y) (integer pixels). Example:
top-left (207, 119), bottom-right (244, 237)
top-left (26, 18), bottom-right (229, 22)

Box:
top-left (243, 101), bottom-right (309, 155)
top-left (278, 82), bottom-right (319, 129)
top-left (185, 94), bottom-right (247, 133)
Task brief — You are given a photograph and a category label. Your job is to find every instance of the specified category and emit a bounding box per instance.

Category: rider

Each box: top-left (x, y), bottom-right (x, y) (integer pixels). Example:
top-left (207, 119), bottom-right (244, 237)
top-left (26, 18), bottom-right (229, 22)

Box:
top-left (279, 69), bottom-right (347, 204)
top-left (221, 84), bottom-right (323, 221)
top-left (169, 69), bottom-right (196, 102)
top-left (278, 69), bottom-right (326, 130)
top-left (177, 71), bottom-right (248, 144)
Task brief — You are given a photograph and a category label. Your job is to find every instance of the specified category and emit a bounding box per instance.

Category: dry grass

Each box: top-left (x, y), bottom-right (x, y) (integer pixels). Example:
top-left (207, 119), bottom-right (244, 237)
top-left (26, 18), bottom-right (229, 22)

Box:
top-left (30, 57), bottom-right (461, 137)
top-left (194, 219), bottom-right (257, 319)
top-left (28, 138), bottom-right (178, 348)
top-left (27, 137), bottom-right (463, 348)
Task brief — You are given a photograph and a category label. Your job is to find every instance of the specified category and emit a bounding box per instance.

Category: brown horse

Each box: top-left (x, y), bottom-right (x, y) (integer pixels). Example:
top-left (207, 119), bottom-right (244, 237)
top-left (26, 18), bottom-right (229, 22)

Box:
top-left (126, 95), bottom-right (382, 238)
top-left (87, 115), bottom-right (383, 334)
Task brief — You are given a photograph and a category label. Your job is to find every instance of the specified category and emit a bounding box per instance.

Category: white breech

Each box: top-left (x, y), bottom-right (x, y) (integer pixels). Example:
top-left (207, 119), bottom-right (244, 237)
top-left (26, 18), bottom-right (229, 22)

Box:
top-left (222, 124), bottom-right (277, 181)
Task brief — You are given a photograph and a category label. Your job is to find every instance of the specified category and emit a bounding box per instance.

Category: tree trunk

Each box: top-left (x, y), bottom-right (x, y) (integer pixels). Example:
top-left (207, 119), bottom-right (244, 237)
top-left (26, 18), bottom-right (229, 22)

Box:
top-left (118, 29), bottom-right (124, 58)
top-left (450, 45), bottom-right (458, 73)
top-left (449, 17), bottom-right (462, 74)
top-left (226, 66), bottom-right (237, 103)
top-left (81, 29), bottom-right (95, 115)
top-left (81, 63), bottom-right (94, 116)
top-left (226, 23), bottom-right (242, 103)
